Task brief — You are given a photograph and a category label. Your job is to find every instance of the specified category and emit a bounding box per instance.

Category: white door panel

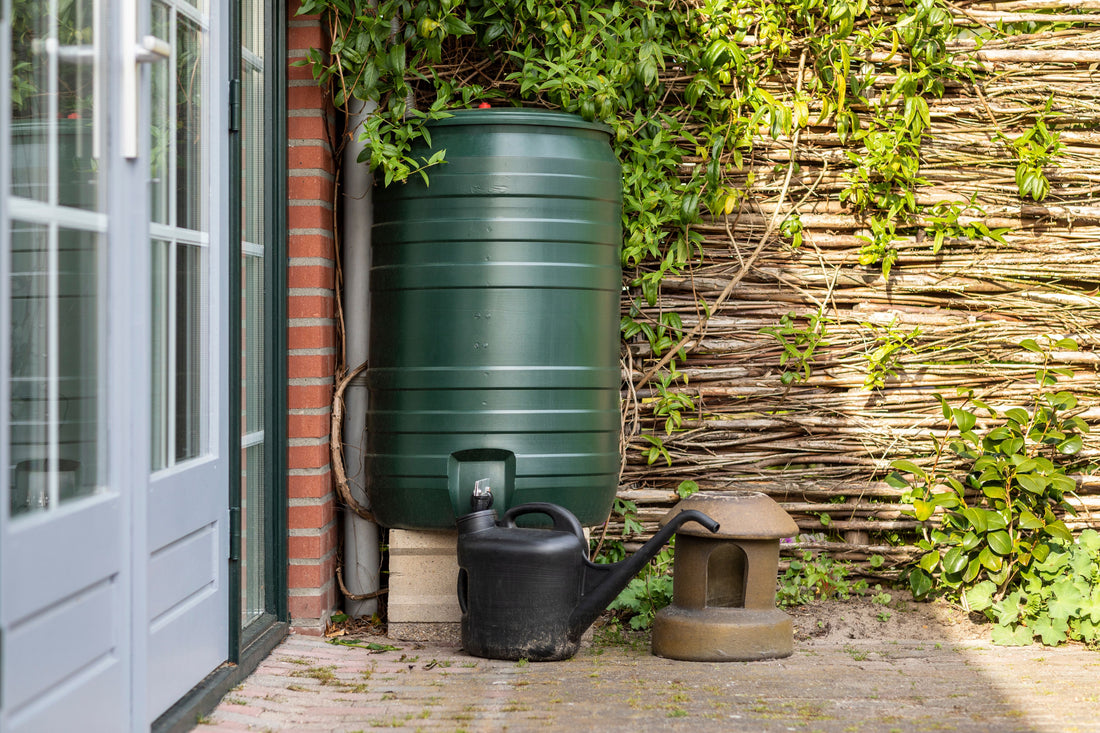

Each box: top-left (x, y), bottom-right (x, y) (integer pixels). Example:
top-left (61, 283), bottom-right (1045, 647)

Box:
top-left (1, 1), bottom-right (128, 728)
top-left (5, 658), bottom-right (125, 733)
top-left (144, 0), bottom-right (229, 722)
top-left (3, 495), bottom-right (122, 621)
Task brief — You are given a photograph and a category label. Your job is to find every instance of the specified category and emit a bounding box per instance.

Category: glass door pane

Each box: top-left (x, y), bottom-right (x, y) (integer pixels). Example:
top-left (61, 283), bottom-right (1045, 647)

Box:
top-left (8, 0), bottom-right (104, 516)
top-left (150, 0), bottom-right (210, 472)
top-left (10, 0), bottom-right (101, 208)
top-left (240, 0), bottom-right (267, 628)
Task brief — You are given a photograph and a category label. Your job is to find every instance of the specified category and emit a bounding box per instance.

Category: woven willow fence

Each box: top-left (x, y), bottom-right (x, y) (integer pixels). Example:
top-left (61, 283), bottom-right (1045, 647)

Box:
top-left (613, 4), bottom-right (1100, 577)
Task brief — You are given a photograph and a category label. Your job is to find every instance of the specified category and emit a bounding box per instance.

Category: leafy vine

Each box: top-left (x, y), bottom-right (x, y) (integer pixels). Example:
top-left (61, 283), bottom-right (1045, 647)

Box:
top-left (297, 0), bottom-right (1073, 550)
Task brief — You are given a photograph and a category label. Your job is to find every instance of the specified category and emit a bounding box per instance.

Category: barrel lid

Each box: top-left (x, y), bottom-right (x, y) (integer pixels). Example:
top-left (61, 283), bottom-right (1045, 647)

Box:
top-left (428, 108), bottom-right (613, 137)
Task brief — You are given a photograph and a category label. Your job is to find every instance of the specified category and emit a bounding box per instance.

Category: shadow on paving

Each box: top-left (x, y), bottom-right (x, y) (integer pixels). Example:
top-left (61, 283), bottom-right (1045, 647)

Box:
top-left (201, 630), bottom-right (1100, 732)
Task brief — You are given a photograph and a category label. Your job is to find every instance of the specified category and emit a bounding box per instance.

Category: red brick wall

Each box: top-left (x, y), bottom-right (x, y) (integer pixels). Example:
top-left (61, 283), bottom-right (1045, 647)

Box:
top-left (286, 1), bottom-right (339, 635)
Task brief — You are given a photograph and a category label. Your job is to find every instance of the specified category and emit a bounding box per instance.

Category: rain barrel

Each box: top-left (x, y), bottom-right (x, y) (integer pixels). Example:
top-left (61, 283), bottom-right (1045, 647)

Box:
top-left (367, 108), bottom-right (622, 529)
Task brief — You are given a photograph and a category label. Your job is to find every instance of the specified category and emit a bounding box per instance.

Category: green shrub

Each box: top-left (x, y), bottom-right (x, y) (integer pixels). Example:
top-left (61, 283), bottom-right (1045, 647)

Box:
top-left (891, 337), bottom-right (1094, 646)
top-left (776, 550), bottom-right (868, 608)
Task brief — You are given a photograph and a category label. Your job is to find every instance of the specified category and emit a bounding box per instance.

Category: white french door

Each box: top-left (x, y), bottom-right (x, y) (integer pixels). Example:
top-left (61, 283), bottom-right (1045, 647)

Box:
top-left (0, 0), bottom-right (231, 730)
top-left (144, 0), bottom-right (230, 720)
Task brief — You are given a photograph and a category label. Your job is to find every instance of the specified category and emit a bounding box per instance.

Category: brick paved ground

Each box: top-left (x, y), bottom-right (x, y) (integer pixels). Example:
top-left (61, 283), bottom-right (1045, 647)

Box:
top-left (200, 631), bottom-right (1100, 732)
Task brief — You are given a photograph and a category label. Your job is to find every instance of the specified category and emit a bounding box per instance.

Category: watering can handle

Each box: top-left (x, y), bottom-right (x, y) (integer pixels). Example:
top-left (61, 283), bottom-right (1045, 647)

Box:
top-left (501, 502), bottom-right (586, 544)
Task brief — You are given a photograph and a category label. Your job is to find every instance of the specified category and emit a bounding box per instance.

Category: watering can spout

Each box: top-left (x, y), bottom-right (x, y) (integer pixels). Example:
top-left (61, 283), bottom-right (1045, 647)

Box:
top-left (568, 509), bottom-right (719, 642)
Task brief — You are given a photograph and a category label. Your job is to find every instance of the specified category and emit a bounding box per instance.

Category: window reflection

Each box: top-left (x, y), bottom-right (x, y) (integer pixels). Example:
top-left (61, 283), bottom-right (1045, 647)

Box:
top-left (9, 223), bottom-right (100, 516)
top-left (10, 0), bottom-right (100, 210)
top-left (7, 0), bottom-right (103, 518)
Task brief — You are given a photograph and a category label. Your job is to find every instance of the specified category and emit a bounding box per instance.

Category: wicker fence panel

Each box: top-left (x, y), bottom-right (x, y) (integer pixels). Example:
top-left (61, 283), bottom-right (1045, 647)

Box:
top-left (616, 7), bottom-right (1100, 576)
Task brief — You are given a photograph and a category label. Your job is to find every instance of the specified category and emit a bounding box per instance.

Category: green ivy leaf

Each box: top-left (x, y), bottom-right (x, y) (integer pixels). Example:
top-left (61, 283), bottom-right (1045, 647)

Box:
top-left (1083, 587), bottom-right (1100, 624)
top-left (982, 509), bottom-right (1008, 531)
top-left (885, 472), bottom-right (910, 489)
top-left (1016, 473), bottom-right (1049, 494)
top-left (919, 551), bottom-right (939, 572)
top-left (961, 507), bottom-right (987, 533)
top-left (1018, 510), bottom-right (1044, 530)
top-left (1019, 338), bottom-right (1041, 352)
top-left (1045, 520), bottom-right (1073, 543)
top-left (963, 557), bottom-right (982, 583)
top-left (987, 530), bottom-right (1012, 556)
top-left (891, 459), bottom-right (926, 478)
top-left (952, 408), bottom-right (977, 433)
top-left (1079, 529), bottom-right (1100, 552)
top-left (909, 568), bottom-right (933, 598)
top-left (676, 480), bottom-right (699, 498)
top-left (978, 546), bottom-right (1002, 572)
top-left (1057, 435), bottom-right (1083, 455)
top-left (942, 546), bottom-right (968, 574)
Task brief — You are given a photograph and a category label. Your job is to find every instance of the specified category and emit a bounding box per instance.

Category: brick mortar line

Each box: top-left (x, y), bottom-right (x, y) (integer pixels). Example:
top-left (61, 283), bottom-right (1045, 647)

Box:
top-left (288, 466), bottom-right (333, 476)
top-left (288, 468), bottom-right (333, 477)
top-left (287, 139), bottom-right (333, 149)
top-left (288, 437), bottom-right (331, 447)
top-left (288, 287), bottom-right (335, 296)
top-left (289, 407), bottom-right (332, 416)
top-left (288, 496), bottom-right (331, 506)
top-left (287, 349), bottom-right (337, 357)
top-left (288, 521), bottom-right (337, 537)
top-left (286, 227), bottom-right (334, 236)
top-left (283, 347), bottom-right (334, 356)
top-left (288, 199), bottom-right (335, 209)
top-left (288, 168), bottom-right (336, 180)
top-left (287, 582), bottom-right (335, 597)
top-left (288, 258), bottom-right (335, 267)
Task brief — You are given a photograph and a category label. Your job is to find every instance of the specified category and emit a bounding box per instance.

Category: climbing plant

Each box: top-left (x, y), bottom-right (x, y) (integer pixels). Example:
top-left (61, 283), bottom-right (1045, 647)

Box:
top-left (298, 0), bottom-right (1097, 577)
top-left (890, 338), bottom-right (1096, 645)
top-left (300, 0), bottom-right (1001, 450)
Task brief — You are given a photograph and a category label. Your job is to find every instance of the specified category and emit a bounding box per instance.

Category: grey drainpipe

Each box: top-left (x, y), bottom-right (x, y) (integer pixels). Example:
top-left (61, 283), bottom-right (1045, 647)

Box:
top-left (341, 98), bottom-right (381, 617)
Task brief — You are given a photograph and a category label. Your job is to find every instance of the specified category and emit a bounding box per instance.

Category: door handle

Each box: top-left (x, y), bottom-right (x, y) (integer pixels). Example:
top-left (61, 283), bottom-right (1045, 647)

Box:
top-left (122, 0), bottom-right (171, 159)
top-left (31, 38), bottom-right (102, 158)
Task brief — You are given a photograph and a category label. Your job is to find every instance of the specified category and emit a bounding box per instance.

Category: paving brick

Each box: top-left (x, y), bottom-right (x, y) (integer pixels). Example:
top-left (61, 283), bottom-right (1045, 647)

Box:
top-left (206, 631), bottom-right (1100, 733)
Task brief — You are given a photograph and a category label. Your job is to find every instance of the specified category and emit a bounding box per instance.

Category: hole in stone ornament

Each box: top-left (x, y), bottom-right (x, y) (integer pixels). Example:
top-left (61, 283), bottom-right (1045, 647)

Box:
top-left (705, 543), bottom-right (747, 608)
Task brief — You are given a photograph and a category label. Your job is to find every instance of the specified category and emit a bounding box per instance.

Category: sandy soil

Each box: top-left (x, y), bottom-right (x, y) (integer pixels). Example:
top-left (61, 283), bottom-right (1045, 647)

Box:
top-left (788, 589), bottom-right (993, 644)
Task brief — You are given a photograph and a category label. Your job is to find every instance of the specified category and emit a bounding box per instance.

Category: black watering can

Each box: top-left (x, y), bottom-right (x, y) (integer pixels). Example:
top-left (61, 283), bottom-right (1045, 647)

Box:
top-left (456, 497), bottom-right (719, 661)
